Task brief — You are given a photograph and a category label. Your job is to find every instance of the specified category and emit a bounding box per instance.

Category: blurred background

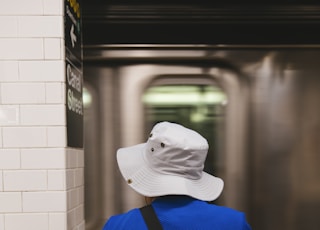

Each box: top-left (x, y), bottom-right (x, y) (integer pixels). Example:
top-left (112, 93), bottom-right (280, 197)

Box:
top-left (81, 1), bottom-right (320, 229)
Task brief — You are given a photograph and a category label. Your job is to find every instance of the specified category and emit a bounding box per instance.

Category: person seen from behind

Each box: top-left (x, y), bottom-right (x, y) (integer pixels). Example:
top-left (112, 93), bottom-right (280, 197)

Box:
top-left (103, 121), bottom-right (252, 230)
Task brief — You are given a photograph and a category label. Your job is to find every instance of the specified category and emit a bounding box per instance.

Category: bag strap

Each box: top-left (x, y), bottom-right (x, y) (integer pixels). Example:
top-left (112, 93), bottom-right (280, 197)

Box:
top-left (139, 205), bottom-right (163, 230)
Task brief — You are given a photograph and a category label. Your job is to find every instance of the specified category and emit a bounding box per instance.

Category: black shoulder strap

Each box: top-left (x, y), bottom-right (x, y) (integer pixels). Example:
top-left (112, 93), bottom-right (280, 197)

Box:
top-left (139, 205), bottom-right (163, 230)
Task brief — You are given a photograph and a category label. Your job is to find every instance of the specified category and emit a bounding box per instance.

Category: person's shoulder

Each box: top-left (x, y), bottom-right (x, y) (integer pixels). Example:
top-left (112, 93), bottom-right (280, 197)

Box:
top-left (210, 203), bottom-right (243, 215)
top-left (207, 204), bottom-right (252, 229)
top-left (102, 208), bottom-right (147, 230)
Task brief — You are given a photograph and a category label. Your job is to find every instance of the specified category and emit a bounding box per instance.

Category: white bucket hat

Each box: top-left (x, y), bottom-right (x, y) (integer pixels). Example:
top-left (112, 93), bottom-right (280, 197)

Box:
top-left (117, 121), bottom-right (224, 201)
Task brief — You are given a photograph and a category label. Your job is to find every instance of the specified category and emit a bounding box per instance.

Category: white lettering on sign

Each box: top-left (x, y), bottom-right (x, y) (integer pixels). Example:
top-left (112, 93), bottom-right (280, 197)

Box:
top-left (66, 6), bottom-right (77, 25)
top-left (70, 25), bottom-right (77, 47)
top-left (68, 89), bottom-right (83, 115)
top-left (67, 64), bottom-right (81, 93)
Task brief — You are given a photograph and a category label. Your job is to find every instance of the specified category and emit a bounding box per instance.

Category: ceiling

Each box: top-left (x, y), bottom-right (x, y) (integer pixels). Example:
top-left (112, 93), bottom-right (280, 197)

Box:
top-left (81, 0), bottom-right (320, 45)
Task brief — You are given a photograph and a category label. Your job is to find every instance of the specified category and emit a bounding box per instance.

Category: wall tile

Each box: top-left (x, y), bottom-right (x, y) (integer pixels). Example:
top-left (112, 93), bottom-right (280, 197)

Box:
top-left (66, 149), bottom-right (78, 169)
top-left (67, 209), bottom-right (76, 230)
top-left (21, 148), bottom-right (65, 169)
top-left (75, 205), bottom-right (84, 227)
top-left (5, 213), bottom-right (48, 230)
top-left (0, 61), bottom-right (19, 82)
top-left (79, 186), bottom-right (84, 205)
top-left (75, 188), bottom-right (82, 207)
top-left (60, 39), bottom-right (65, 59)
top-left (1, 83), bottom-right (45, 104)
top-left (44, 38), bottom-right (62, 59)
top-left (47, 126), bottom-right (67, 147)
top-left (20, 105), bottom-right (65, 126)
top-left (0, 128), bottom-right (2, 147)
top-left (44, 0), bottom-right (63, 16)
top-left (67, 206), bottom-right (84, 230)
top-left (19, 61), bottom-right (64, 82)
top-left (67, 189), bottom-right (77, 210)
top-left (0, 171), bottom-right (3, 191)
top-left (3, 170), bottom-right (47, 191)
top-left (2, 127), bottom-right (46, 148)
top-left (23, 191), bottom-right (67, 212)
top-left (66, 149), bottom-right (84, 168)
top-left (65, 149), bottom-right (82, 168)
top-left (0, 0), bottom-right (43, 15)
top-left (66, 169), bottom-right (75, 190)
top-left (48, 170), bottom-right (66, 190)
top-left (0, 214), bottom-right (4, 230)
top-left (0, 192), bottom-right (21, 213)
top-left (0, 149), bottom-right (20, 169)
top-left (74, 168), bottom-right (84, 187)
top-left (77, 150), bottom-right (84, 168)
top-left (0, 106), bottom-right (19, 126)
top-left (46, 83), bottom-right (64, 104)
top-left (0, 38), bottom-right (43, 60)
top-left (18, 16), bottom-right (63, 38)
top-left (78, 221), bottom-right (85, 230)
top-left (49, 213), bottom-right (66, 230)
top-left (62, 83), bottom-right (66, 103)
top-left (0, 16), bottom-right (18, 37)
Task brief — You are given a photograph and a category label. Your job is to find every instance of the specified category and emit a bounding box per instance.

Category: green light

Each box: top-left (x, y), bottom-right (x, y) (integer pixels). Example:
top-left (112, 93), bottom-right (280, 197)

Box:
top-left (143, 85), bottom-right (227, 106)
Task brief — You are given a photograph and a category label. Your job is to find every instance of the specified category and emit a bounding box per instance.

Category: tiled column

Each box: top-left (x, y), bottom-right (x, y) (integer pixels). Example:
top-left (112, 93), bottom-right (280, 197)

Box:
top-left (0, 1), bottom-right (85, 230)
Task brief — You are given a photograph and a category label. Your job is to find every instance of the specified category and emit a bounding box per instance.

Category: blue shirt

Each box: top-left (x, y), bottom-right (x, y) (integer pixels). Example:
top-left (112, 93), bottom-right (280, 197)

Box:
top-left (103, 196), bottom-right (252, 230)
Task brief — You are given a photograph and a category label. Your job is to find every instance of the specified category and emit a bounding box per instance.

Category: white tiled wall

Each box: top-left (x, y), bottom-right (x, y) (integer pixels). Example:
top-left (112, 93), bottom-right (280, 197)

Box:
top-left (0, 214), bottom-right (4, 230)
top-left (0, 149), bottom-right (20, 169)
top-left (3, 170), bottom-right (47, 191)
top-left (5, 213), bottom-right (49, 230)
top-left (19, 61), bottom-right (65, 82)
top-left (0, 0), bottom-right (85, 229)
top-left (1, 83), bottom-right (46, 104)
top-left (2, 127), bottom-right (47, 147)
top-left (0, 62), bottom-right (19, 81)
top-left (66, 148), bottom-right (85, 229)
top-left (0, 171), bottom-right (3, 191)
top-left (0, 192), bottom-right (22, 213)
top-left (0, 38), bottom-right (44, 60)
top-left (21, 148), bottom-right (66, 169)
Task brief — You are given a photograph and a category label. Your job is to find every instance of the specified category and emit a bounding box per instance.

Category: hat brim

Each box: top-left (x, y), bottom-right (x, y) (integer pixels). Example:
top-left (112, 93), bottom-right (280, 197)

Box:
top-left (117, 143), bottom-right (224, 201)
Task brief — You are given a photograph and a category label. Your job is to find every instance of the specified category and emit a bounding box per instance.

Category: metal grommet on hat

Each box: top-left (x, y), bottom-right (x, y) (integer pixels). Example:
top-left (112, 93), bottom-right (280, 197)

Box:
top-left (127, 179), bottom-right (132, 184)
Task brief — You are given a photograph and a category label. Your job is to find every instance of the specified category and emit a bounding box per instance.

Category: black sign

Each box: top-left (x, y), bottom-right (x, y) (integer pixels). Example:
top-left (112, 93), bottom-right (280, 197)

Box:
top-left (65, 0), bottom-right (83, 148)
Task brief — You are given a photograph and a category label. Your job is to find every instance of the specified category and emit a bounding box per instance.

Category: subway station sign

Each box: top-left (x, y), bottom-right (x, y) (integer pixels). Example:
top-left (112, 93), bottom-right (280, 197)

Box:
top-left (65, 0), bottom-right (83, 148)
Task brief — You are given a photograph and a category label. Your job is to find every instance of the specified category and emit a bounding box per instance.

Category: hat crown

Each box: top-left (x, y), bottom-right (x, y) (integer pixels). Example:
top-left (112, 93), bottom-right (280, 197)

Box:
top-left (144, 122), bottom-right (208, 180)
